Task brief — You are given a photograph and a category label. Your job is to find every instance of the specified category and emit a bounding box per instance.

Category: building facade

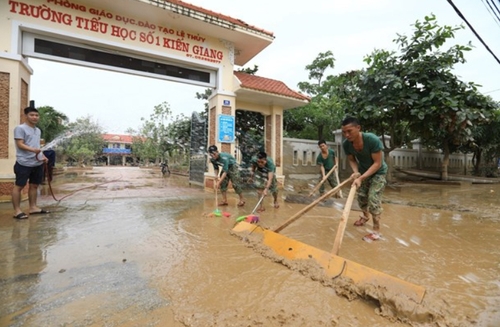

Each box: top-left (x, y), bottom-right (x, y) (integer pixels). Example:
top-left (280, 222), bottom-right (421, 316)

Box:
top-left (101, 134), bottom-right (133, 166)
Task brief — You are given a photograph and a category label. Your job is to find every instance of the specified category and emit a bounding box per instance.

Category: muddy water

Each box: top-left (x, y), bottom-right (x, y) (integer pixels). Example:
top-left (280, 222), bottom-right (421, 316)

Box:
top-left (0, 167), bottom-right (499, 327)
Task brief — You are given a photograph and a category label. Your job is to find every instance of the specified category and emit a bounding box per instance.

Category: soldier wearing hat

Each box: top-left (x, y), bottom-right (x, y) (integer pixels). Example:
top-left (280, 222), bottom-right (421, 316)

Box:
top-left (208, 145), bottom-right (245, 206)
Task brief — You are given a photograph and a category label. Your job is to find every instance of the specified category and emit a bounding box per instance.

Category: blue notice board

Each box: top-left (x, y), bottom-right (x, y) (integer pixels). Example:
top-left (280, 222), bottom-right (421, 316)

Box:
top-left (218, 114), bottom-right (235, 143)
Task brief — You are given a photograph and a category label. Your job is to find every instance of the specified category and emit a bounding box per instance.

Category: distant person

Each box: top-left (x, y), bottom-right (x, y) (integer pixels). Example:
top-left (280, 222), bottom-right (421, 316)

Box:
top-left (12, 106), bottom-right (50, 219)
top-left (249, 151), bottom-right (279, 212)
top-left (208, 145), bottom-right (245, 207)
top-left (341, 117), bottom-right (387, 241)
top-left (316, 140), bottom-right (339, 196)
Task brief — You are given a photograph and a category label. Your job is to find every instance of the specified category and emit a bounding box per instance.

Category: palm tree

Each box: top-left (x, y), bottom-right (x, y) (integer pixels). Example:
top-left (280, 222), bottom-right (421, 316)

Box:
top-left (37, 106), bottom-right (69, 142)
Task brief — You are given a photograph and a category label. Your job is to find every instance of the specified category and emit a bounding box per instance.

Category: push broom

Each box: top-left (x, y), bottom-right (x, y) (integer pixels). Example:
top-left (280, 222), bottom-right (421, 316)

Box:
top-left (236, 193), bottom-right (265, 223)
top-left (212, 169), bottom-right (230, 217)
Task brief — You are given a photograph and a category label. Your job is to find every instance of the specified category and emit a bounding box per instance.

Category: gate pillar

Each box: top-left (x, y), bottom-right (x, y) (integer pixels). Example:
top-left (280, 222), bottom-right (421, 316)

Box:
top-left (204, 92), bottom-right (236, 190)
top-left (0, 56), bottom-right (32, 202)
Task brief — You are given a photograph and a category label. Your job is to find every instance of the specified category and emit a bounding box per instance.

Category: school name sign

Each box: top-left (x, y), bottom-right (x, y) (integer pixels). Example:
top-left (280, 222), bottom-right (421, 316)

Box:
top-left (8, 0), bottom-right (225, 64)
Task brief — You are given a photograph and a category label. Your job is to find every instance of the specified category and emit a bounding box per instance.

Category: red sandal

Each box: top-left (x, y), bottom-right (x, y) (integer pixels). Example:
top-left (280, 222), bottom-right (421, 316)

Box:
top-left (353, 215), bottom-right (369, 226)
top-left (362, 233), bottom-right (381, 242)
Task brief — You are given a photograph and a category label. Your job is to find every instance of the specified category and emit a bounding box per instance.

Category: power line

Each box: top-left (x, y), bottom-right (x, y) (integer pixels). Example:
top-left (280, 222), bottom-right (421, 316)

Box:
top-left (484, 88), bottom-right (500, 94)
top-left (481, 0), bottom-right (500, 27)
top-left (445, 0), bottom-right (500, 65)
top-left (489, 0), bottom-right (500, 18)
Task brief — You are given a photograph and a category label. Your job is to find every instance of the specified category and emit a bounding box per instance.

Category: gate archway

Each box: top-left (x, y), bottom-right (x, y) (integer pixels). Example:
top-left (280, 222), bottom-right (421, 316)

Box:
top-left (0, 0), bottom-right (308, 200)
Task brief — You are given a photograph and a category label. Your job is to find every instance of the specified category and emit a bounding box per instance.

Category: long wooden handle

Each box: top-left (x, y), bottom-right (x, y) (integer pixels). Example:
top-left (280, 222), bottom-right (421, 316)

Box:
top-left (250, 194), bottom-right (266, 215)
top-left (308, 165), bottom-right (337, 197)
top-left (273, 176), bottom-right (353, 233)
top-left (214, 169), bottom-right (223, 206)
top-left (331, 183), bottom-right (358, 255)
top-left (334, 168), bottom-right (343, 198)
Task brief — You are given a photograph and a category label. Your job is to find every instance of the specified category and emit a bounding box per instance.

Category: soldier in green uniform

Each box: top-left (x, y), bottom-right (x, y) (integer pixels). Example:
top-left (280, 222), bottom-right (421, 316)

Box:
top-left (316, 140), bottom-right (338, 196)
top-left (342, 117), bottom-right (387, 242)
top-left (249, 151), bottom-right (279, 212)
top-left (208, 145), bottom-right (245, 207)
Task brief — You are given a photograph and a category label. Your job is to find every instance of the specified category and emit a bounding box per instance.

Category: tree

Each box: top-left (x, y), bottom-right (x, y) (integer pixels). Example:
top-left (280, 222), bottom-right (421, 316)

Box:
top-left (133, 102), bottom-right (171, 164)
top-left (133, 101), bottom-right (194, 165)
top-left (165, 113), bottom-right (191, 165)
top-left (37, 106), bottom-right (69, 143)
top-left (63, 115), bottom-right (105, 166)
top-left (460, 104), bottom-right (500, 175)
top-left (132, 133), bottom-right (159, 165)
top-left (342, 14), bottom-right (496, 180)
top-left (238, 64), bottom-right (259, 75)
top-left (284, 51), bottom-right (343, 141)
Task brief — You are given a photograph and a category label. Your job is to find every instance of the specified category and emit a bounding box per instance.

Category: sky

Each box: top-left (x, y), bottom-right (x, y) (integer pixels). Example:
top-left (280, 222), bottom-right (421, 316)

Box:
top-left (29, 0), bottom-right (500, 134)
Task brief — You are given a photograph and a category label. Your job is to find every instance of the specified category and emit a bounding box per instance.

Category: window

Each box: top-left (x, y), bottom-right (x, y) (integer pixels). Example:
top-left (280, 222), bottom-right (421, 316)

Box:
top-left (302, 151), bottom-right (308, 166)
top-left (293, 150), bottom-right (298, 165)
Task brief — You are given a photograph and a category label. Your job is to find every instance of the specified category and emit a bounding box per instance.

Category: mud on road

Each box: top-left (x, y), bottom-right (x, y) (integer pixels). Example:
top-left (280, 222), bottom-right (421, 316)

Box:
top-left (0, 166), bottom-right (499, 327)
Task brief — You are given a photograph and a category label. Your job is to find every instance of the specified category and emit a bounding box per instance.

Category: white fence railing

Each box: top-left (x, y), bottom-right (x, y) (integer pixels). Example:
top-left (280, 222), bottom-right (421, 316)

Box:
top-left (283, 136), bottom-right (474, 177)
top-left (389, 148), bottom-right (473, 174)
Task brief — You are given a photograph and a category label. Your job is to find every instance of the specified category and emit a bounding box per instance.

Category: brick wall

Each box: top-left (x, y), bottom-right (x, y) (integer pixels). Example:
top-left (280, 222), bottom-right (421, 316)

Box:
top-left (21, 79), bottom-right (28, 122)
top-left (276, 114), bottom-right (281, 167)
top-left (0, 73), bottom-right (9, 158)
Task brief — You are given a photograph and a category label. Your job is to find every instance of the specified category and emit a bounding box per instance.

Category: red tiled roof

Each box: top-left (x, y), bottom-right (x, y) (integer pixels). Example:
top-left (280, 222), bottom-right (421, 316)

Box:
top-left (102, 134), bottom-right (134, 144)
top-left (234, 71), bottom-right (310, 101)
top-left (163, 1), bottom-right (274, 38)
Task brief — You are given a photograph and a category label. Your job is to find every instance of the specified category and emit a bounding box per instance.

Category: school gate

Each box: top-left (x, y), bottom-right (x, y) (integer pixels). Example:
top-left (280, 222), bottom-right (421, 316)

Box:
top-left (0, 0), bottom-right (308, 201)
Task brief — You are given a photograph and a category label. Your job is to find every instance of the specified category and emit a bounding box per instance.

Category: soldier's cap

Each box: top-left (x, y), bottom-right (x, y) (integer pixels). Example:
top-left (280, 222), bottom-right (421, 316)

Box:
top-left (208, 145), bottom-right (218, 153)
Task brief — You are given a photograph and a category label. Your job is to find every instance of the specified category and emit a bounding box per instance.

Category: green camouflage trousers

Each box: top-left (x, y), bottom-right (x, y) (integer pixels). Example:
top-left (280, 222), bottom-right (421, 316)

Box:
top-left (220, 165), bottom-right (243, 195)
top-left (319, 173), bottom-right (338, 195)
top-left (254, 170), bottom-right (278, 196)
top-left (357, 174), bottom-right (386, 215)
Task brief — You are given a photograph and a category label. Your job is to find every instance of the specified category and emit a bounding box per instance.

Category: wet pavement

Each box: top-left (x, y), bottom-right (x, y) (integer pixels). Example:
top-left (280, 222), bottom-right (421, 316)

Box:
top-left (0, 166), bottom-right (499, 327)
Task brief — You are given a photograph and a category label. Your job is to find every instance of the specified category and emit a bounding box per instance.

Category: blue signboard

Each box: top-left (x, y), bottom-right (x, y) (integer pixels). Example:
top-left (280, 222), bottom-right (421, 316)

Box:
top-left (218, 114), bottom-right (235, 143)
top-left (223, 99), bottom-right (230, 106)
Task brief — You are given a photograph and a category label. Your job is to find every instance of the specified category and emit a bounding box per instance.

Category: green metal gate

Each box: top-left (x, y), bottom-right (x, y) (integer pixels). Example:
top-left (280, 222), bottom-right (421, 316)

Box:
top-left (189, 111), bottom-right (207, 186)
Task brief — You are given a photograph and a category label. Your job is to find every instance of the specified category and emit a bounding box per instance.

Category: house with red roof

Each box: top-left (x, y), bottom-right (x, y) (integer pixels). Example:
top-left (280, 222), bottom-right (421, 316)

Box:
top-left (101, 134), bottom-right (135, 166)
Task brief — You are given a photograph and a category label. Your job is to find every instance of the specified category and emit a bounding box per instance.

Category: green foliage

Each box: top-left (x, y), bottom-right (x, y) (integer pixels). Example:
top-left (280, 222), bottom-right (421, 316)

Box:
top-left (165, 113), bottom-right (191, 163)
top-left (63, 115), bottom-right (105, 165)
top-left (337, 14), bottom-right (496, 178)
top-left (236, 110), bottom-right (264, 165)
top-left (133, 102), bottom-right (171, 163)
top-left (37, 106), bottom-right (68, 142)
top-left (132, 102), bottom-right (193, 164)
top-left (460, 105), bottom-right (500, 175)
top-left (282, 14), bottom-right (499, 180)
top-left (285, 51), bottom-right (343, 140)
top-left (132, 136), bottom-right (159, 164)
top-left (195, 88), bottom-right (212, 114)
top-left (237, 65), bottom-right (259, 75)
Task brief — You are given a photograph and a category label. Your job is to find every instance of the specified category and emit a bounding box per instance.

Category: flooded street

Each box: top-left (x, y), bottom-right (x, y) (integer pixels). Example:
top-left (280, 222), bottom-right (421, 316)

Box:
top-left (0, 167), bottom-right (499, 327)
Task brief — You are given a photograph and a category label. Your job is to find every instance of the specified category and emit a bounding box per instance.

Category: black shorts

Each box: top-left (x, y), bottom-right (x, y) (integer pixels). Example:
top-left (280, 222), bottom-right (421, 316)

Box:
top-left (14, 162), bottom-right (44, 187)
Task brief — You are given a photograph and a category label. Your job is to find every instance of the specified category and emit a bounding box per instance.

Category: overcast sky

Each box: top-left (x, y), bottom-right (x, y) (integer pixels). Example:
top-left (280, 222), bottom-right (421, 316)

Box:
top-left (30, 0), bottom-right (500, 134)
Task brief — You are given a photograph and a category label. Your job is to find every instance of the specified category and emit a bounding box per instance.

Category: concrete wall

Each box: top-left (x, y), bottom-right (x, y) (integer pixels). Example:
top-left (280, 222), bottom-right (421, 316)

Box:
top-left (283, 137), bottom-right (475, 186)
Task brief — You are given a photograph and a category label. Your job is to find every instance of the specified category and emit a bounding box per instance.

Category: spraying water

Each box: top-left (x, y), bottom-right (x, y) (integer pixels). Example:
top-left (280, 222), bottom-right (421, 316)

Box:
top-left (41, 130), bottom-right (84, 151)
